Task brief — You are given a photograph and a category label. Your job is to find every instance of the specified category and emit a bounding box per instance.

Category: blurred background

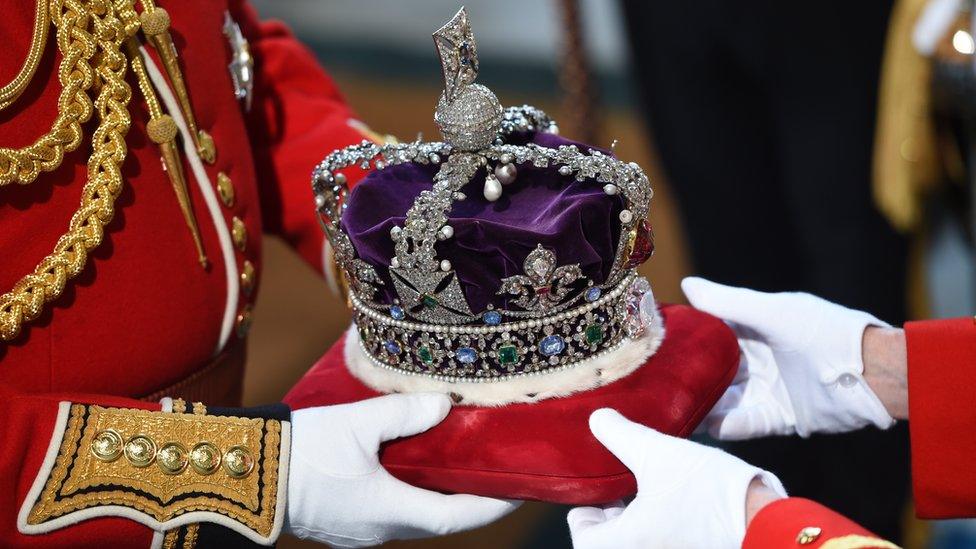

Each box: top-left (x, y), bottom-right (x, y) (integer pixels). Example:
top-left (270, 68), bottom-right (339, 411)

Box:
top-left (242, 1), bottom-right (976, 547)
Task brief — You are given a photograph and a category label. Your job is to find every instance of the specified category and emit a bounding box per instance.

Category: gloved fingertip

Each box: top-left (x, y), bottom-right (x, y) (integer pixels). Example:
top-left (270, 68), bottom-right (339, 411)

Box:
top-left (602, 500), bottom-right (626, 520)
top-left (567, 506), bottom-right (607, 532)
top-left (588, 407), bottom-right (629, 433)
top-left (392, 392), bottom-right (451, 427)
top-left (679, 276), bottom-right (712, 302)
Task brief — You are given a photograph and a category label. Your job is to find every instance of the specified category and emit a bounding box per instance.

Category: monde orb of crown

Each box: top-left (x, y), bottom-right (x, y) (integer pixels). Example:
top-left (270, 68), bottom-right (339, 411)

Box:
top-left (434, 83), bottom-right (503, 151)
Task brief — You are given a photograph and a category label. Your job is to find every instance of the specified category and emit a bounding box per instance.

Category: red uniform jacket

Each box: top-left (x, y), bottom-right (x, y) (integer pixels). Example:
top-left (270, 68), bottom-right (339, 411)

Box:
top-left (1, 1), bottom-right (369, 546)
top-left (743, 318), bottom-right (976, 548)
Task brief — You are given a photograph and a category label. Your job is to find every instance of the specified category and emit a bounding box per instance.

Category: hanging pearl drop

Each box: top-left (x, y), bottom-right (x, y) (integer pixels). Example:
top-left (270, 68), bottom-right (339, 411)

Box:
top-left (483, 175), bottom-right (503, 202)
top-left (495, 163), bottom-right (517, 186)
top-left (314, 194), bottom-right (326, 208)
top-left (440, 259), bottom-right (452, 271)
top-left (438, 225), bottom-right (454, 240)
top-left (603, 184), bottom-right (618, 195)
top-left (558, 166), bottom-right (572, 177)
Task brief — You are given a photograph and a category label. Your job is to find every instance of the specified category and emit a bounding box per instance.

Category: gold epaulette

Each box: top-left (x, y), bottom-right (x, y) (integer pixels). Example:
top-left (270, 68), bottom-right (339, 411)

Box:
top-left (19, 399), bottom-right (289, 545)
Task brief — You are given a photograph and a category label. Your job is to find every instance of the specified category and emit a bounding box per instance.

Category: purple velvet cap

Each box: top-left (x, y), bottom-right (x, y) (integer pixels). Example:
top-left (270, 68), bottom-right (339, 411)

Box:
top-left (341, 132), bottom-right (624, 313)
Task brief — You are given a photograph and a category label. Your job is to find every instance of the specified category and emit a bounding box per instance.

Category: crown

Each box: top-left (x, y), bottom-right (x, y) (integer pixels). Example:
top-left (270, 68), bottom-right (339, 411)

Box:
top-left (312, 8), bottom-right (656, 386)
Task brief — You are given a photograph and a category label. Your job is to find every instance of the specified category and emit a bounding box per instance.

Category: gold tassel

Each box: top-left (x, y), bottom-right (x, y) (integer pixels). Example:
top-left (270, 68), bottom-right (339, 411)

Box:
top-left (127, 38), bottom-right (208, 269)
top-left (138, 5), bottom-right (213, 163)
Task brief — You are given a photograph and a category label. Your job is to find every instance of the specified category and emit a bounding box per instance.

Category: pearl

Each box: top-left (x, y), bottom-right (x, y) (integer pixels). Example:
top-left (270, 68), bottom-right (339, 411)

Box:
top-left (603, 184), bottom-right (618, 195)
top-left (334, 172), bottom-right (347, 185)
top-left (619, 209), bottom-right (633, 223)
top-left (500, 152), bottom-right (514, 164)
top-left (438, 225), bottom-right (454, 240)
top-left (495, 163), bottom-right (517, 186)
top-left (314, 194), bottom-right (326, 208)
top-left (429, 153), bottom-right (441, 164)
top-left (558, 165), bottom-right (573, 177)
top-left (390, 257), bottom-right (400, 268)
top-left (483, 175), bottom-right (503, 202)
top-left (374, 160), bottom-right (386, 170)
top-left (440, 259), bottom-right (452, 271)
top-left (550, 124), bottom-right (560, 135)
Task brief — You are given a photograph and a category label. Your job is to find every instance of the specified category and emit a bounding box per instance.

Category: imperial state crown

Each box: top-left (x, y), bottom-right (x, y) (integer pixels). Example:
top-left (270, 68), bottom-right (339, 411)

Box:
top-left (286, 7), bottom-right (740, 504)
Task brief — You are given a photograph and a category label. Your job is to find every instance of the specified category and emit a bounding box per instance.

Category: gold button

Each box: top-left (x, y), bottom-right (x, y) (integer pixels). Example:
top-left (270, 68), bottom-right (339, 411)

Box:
top-left (236, 305), bottom-right (253, 338)
top-left (223, 445), bottom-right (255, 478)
top-left (216, 172), bottom-right (235, 208)
top-left (156, 442), bottom-right (189, 474)
top-left (190, 442), bottom-right (222, 475)
top-left (197, 129), bottom-right (216, 164)
top-left (241, 260), bottom-right (256, 296)
top-left (91, 429), bottom-right (123, 462)
top-left (124, 435), bottom-right (157, 467)
top-left (797, 526), bottom-right (822, 545)
top-left (231, 216), bottom-right (247, 252)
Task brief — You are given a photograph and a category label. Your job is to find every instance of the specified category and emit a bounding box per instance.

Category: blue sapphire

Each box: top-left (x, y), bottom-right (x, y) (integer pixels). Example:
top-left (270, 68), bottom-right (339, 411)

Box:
top-left (539, 335), bottom-right (566, 356)
top-left (456, 347), bottom-right (478, 364)
top-left (482, 310), bottom-right (502, 326)
top-left (585, 287), bottom-right (602, 302)
top-left (384, 340), bottom-right (401, 355)
top-left (389, 305), bottom-right (405, 320)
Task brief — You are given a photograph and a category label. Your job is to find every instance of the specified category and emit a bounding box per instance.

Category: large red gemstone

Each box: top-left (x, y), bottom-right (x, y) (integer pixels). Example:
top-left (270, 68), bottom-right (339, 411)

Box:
top-left (535, 285), bottom-right (551, 297)
top-left (624, 220), bottom-right (655, 269)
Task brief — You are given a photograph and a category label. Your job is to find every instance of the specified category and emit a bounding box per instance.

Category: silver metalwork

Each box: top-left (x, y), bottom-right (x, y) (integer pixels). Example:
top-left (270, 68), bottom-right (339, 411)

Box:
top-left (223, 12), bottom-right (254, 112)
top-left (498, 245), bottom-right (585, 312)
top-left (433, 8), bottom-right (502, 151)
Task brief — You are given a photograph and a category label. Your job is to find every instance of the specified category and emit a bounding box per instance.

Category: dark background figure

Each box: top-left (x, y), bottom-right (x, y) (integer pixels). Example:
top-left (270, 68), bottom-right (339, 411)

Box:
top-left (621, 0), bottom-right (910, 541)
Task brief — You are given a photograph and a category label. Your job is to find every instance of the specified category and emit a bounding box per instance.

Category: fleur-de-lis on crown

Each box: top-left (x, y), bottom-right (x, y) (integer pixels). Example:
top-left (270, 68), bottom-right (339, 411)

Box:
top-left (498, 245), bottom-right (585, 311)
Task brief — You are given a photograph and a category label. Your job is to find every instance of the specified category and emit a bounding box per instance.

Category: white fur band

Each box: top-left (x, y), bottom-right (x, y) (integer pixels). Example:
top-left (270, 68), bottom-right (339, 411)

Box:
top-left (344, 305), bottom-right (665, 406)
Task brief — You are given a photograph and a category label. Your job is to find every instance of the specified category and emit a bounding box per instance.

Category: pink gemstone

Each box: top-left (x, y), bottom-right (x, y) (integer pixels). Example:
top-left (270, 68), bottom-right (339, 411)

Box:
top-left (624, 220), bottom-right (655, 269)
top-left (535, 285), bottom-right (551, 297)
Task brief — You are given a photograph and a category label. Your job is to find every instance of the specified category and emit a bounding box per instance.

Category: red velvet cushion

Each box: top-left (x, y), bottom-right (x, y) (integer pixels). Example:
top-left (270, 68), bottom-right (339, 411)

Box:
top-left (284, 304), bottom-right (739, 505)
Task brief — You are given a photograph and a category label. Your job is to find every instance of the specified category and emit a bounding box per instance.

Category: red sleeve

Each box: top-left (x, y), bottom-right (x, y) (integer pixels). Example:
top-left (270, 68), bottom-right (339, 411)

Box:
top-left (906, 317), bottom-right (976, 518)
top-left (232, 1), bottom-right (373, 274)
top-left (1, 391), bottom-right (158, 548)
top-left (742, 498), bottom-right (895, 548)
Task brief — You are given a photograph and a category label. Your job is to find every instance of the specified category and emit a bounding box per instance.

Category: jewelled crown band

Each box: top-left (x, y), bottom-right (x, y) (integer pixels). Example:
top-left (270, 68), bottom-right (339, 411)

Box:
top-left (311, 8), bottom-right (656, 382)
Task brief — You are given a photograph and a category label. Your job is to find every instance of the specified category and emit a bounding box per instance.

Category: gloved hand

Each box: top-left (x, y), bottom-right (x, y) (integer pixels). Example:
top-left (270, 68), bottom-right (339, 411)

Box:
top-left (286, 393), bottom-right (520, 547)
top-left (567, 409), bottom-right (786, 549)
top-left (681, 277), bottom-right (896, 439)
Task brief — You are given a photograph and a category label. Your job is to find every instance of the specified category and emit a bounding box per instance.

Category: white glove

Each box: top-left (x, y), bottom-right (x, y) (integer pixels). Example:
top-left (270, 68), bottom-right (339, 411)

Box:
top-left (567, 409), bottom-right (786, 549)
top-left (681, 277), bottom-right (896, 439)
top-left (286, 393), bottom-right (519, 547)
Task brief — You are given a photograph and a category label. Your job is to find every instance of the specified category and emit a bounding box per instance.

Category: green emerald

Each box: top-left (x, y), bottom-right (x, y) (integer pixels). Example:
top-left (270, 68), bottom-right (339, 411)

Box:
top-left (421, 295), bottom-right (439, 309)
top-left (418, 346), bottom-right (433, 363)
top-left (585, 323), bottom-right (604, 345)
top-left (497, 344), bottom-right (519, 365)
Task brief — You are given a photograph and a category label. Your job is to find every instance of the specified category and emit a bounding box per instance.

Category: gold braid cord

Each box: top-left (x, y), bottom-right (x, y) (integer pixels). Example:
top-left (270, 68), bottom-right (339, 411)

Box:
top-left (0, 0), bottom-right (50, 111)
top-left (0, 0), bottom-right (96, 185)
top-left (0, 0), bottom-right (135, 341)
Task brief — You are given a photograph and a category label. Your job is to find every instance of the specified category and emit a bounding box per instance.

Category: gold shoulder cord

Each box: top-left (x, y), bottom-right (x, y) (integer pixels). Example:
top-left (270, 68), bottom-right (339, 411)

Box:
top-left (0, 0), bottom-right (50, 111)
top-left (0, 0), bottom-right (209, 341)
top-left (0, 0), bottom-right (136, 341)
top-left (0, 0), bottom-right (93, 185)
